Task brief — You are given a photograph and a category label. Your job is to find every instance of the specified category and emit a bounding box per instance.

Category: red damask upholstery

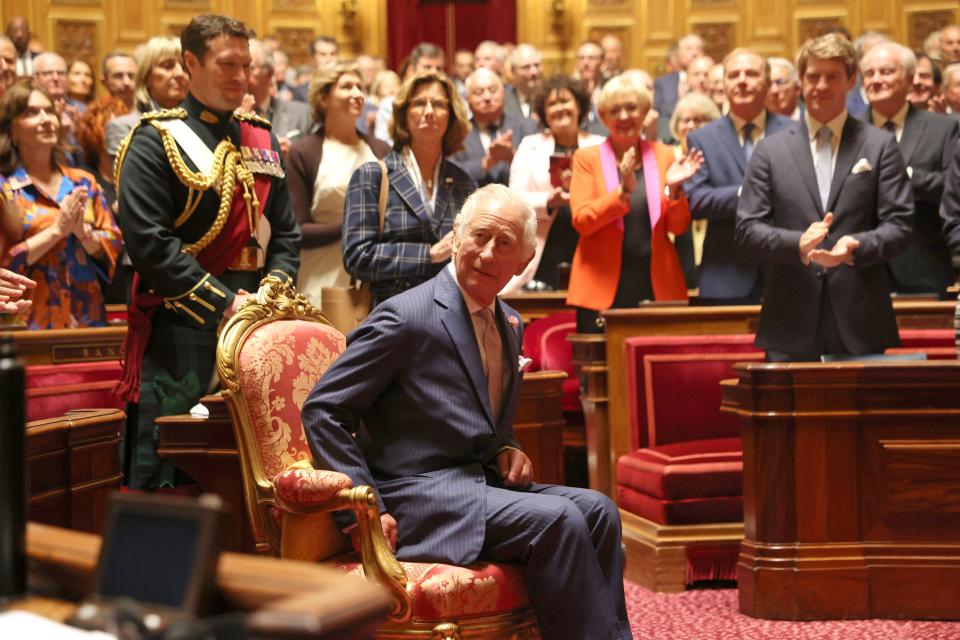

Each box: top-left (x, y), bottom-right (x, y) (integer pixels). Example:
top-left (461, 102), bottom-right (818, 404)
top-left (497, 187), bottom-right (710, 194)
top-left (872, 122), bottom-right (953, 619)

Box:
top-left (522, 312), bottom-right (580, 413)
top-left (25, 361), bottom-right (125, 422)
top-left (339, 559), bottom-right (530, 622)
top-left (235, 319), bottom-right (345, 479)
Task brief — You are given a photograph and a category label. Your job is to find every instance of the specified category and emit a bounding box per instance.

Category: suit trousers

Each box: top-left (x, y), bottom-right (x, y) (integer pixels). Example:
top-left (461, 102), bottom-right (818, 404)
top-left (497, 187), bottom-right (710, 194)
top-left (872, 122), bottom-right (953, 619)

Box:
top-left (765, 276), bottom-right (850, 362)
top-left (481, 483), bottom-right (631, 640)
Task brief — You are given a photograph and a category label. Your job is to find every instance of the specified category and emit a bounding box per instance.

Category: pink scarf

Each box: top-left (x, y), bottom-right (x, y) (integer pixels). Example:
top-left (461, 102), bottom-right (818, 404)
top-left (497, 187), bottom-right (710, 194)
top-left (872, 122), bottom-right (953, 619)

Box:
top-left (598, 138), bottom-right (661, 231)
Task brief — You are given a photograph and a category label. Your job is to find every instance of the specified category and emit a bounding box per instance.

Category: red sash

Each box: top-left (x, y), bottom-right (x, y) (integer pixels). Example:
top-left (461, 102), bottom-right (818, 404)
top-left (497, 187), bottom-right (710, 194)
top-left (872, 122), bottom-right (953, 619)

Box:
top-left (114, 121), bottom-right (274, 402)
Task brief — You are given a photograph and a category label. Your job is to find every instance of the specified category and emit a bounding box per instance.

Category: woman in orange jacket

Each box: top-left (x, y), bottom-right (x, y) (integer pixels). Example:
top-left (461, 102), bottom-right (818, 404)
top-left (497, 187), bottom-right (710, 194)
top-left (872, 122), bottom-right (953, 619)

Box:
top-left (567, 74), bottom-right (703, 332)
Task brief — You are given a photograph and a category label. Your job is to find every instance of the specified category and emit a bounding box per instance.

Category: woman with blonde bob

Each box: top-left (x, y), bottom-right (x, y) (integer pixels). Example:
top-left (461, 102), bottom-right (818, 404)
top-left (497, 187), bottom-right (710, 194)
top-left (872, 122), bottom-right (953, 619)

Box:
top-left (567, 75), bottom-right (703, 332)
top-left (342, 71), bottom-right (476, 306)
top-left (287, 61), bottom-right (391, 306)
top-left (105, 36), bottom-right (188, 159)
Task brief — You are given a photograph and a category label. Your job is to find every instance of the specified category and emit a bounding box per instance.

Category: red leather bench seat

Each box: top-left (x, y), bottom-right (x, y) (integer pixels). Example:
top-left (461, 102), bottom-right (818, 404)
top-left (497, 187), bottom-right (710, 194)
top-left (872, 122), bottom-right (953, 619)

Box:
top-left (26, 361), bottom-right (125, 422)
top-left (617, 335), bottom-right (763, 526)
top-left (521, 312), bottom-right (581, 413)
top-left (618, 437), bottom-right (743, 524)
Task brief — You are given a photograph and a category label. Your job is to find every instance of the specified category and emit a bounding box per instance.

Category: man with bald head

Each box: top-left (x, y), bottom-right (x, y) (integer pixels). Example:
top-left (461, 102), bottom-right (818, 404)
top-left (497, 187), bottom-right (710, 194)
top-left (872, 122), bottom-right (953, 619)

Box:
top-left (5, 17), bottom-right (33, 77)
top-left (33, 52), bottom-right (68, 101)
top-left (451, 68), bottom-right (538, 186)
top-left (859, 41), bottom-right (958, 295)
top-left (687, 55), bottom-right (715, 94)
top-left (686, 47), bottom-right (793, 304)
top-left (504, 44), bottom-right (543, 119)
top-left (601, 33), bottom-right (624, 78)
top-left (655, 33), bottom-right (704, 141)
top-left (474, 40), bottom-right (504, 75)
top-left (941, 25), bottom-right (960, 64)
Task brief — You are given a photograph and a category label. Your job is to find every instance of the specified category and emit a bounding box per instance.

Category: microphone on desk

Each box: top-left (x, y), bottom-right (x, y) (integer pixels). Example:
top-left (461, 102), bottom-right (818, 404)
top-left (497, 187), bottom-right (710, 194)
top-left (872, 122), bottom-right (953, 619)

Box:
top-left (0, 335), bottom-right (27, 602)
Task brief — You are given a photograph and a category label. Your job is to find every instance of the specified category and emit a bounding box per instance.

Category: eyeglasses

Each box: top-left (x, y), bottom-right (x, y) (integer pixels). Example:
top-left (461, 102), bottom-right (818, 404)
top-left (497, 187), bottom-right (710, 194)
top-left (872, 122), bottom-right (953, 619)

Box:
top-left (36, 69), bottom-right (67, 78)
top-left (409, 97), bottom-right (450, 112)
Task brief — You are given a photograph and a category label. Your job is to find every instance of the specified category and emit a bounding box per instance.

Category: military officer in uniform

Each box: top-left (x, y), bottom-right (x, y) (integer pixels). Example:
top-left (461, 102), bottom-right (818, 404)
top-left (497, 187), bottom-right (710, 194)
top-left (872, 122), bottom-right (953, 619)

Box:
top-left (114, 13), bottom-right (300, 490)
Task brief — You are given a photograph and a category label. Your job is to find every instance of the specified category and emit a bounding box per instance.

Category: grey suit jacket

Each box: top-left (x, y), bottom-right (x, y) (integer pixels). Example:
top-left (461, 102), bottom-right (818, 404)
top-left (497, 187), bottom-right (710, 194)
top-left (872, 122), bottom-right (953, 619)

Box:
top-left (860, 106), bottom-right (959, 293)
top-left (266, 98), bottom-right (313, 140)
top-left (449, 111), bottom-right (539, 186)
top-left (106, 110), bottom-right (142, 159)
top-left (735, 116), bottom-right (914, 355)
top-left (303, 267), bottom-right (524, 564)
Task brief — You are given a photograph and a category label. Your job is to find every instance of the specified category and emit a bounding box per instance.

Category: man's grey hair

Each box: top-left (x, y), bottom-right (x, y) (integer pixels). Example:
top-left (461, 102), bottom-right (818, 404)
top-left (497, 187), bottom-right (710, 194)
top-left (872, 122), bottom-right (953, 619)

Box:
top-left (475, 40), bottom-right (504, 63)
top-left (510, 43), bottom-right (542, 67)
top-left (767, 56), bottom-right (798, 82)
top-left (34, 51), bottom-right (66, 71)
top-left (853, 31), bottom-right (889, 59)
top-left (465, 66), bottom-right (503, 92)
top-left (248, 38), bottom-right (275, 71)
top-left (454, 184), bottom-right (537, 255)
top-left (861, 41), bottom-right (916, 79)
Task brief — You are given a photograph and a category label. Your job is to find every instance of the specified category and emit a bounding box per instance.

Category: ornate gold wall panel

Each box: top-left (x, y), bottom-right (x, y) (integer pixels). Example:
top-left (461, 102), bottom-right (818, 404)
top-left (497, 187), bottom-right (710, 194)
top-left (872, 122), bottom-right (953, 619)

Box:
top-left (0, 1), bottom-right (956, 79)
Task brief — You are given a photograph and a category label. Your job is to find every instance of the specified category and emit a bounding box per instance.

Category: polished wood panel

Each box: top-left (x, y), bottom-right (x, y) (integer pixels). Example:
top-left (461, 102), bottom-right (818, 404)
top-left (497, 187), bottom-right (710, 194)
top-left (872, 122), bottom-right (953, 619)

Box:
top-left (19, 522), bottom-right (391, 638)
top-left (723, 360), bottom-right (960, 620)
top-left (27, 409), bottom-right (123, 535)
top-left (158, 370), bottom-right (568, 553)
top-left (1, 327), bottom-right (125, 366)
top-left (156, 394), bottom-right (257, 552)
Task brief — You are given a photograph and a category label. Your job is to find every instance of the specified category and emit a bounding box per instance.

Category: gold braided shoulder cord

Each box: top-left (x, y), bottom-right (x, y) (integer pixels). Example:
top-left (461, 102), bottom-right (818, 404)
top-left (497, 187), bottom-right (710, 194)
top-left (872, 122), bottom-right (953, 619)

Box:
top-left (147, 122), bottom-right (259, 256)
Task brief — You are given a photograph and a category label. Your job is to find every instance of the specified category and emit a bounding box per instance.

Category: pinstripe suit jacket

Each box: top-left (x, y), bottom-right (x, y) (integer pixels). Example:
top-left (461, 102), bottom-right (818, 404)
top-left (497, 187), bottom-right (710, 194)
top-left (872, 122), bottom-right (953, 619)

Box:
top-left (303, 267), bottom-right (524, 564)
top-left (342, 150), bottom-right (477, 304)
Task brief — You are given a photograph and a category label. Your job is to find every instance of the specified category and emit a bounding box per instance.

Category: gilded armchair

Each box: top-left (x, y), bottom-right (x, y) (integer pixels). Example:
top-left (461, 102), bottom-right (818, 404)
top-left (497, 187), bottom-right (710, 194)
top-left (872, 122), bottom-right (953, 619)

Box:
top-left (216, 276), bottom-right (540, 639)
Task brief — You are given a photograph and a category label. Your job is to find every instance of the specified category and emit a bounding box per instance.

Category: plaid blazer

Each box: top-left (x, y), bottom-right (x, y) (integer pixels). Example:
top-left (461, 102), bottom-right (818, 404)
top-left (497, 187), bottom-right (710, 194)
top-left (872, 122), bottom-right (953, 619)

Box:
top-left (342, 150), bottom-right (477, 304)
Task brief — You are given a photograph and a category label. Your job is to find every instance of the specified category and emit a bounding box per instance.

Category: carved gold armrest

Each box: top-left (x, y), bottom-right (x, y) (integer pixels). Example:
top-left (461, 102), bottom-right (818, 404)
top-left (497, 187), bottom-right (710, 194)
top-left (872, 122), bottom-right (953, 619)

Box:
top-left (272, 477), bottom-right (409, 623)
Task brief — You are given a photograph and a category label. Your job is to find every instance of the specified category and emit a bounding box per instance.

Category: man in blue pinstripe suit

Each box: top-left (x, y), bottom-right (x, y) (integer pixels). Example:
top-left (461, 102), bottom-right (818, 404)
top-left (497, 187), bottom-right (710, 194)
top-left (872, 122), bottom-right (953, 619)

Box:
top-left (304, 184), bottom-right (631, 640)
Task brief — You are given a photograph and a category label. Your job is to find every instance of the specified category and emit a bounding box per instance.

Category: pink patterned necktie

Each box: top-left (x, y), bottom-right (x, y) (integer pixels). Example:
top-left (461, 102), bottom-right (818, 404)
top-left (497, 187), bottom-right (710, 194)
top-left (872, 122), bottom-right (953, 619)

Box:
top-left (479, 308), bottom-right (503, 420)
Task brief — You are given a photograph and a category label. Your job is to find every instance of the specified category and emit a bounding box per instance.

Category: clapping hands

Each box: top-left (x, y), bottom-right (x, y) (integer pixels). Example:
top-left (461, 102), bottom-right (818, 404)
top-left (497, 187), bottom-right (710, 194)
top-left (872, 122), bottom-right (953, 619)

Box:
top-left (665, 149), bottom-right (704, 190)
top-left (799, 212), bottom-right (859, 268)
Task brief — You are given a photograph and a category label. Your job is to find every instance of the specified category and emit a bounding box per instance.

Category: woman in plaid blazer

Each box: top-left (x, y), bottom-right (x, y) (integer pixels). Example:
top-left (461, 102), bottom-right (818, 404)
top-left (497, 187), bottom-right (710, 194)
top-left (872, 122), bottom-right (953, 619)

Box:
top-left (342, 71), bottom-right (477, 306)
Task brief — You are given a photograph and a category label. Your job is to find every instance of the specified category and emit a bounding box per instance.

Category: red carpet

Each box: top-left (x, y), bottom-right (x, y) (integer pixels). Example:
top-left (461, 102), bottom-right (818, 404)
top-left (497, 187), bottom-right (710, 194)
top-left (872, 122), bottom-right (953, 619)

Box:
top-left (624, 581), bottom-right (960, 639)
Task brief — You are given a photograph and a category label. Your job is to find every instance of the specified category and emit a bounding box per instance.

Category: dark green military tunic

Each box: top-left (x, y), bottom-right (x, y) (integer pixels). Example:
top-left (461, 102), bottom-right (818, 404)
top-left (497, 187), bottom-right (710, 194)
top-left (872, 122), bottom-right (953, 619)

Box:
top-left (116, 92), bottom-right (300, 489)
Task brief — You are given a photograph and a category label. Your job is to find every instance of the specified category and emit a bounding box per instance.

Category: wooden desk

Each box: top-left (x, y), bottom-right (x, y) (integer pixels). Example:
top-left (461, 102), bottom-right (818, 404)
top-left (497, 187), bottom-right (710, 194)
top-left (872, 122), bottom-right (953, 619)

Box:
top-left (1, 327), bottom-right (126, 365)
top-left (158, 371), bottom-right (568, 554)
top-left (28, 409), bottom-right (123, 535)
top-left (579, 300), bottom-right (956, 498)
top-left (722, 360), bottom-right (960, 620)
top-left (19, 522), bottom-right (390, 638)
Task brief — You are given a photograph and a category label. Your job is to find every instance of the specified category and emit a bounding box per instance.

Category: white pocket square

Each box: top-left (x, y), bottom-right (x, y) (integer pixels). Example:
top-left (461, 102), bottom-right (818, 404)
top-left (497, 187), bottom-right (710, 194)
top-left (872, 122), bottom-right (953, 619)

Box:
top-left (851, 159), bottom-right (872, 174)
top-left (518, 356), bottom-right (533, 373)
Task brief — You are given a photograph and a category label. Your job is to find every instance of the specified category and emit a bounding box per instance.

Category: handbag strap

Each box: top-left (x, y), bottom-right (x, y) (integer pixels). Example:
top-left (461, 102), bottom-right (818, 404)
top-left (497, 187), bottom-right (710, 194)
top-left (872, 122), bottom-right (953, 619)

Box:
top-left (347, 158), bottom-right (389, 292)
top-left (376, 157), bottom-right (388, 233)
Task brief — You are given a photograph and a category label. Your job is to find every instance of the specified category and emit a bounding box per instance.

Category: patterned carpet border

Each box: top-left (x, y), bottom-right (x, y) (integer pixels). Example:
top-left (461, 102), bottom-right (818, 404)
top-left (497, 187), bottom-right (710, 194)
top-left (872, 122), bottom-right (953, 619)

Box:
top-left (625, 581), bottom-right (960, 640)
